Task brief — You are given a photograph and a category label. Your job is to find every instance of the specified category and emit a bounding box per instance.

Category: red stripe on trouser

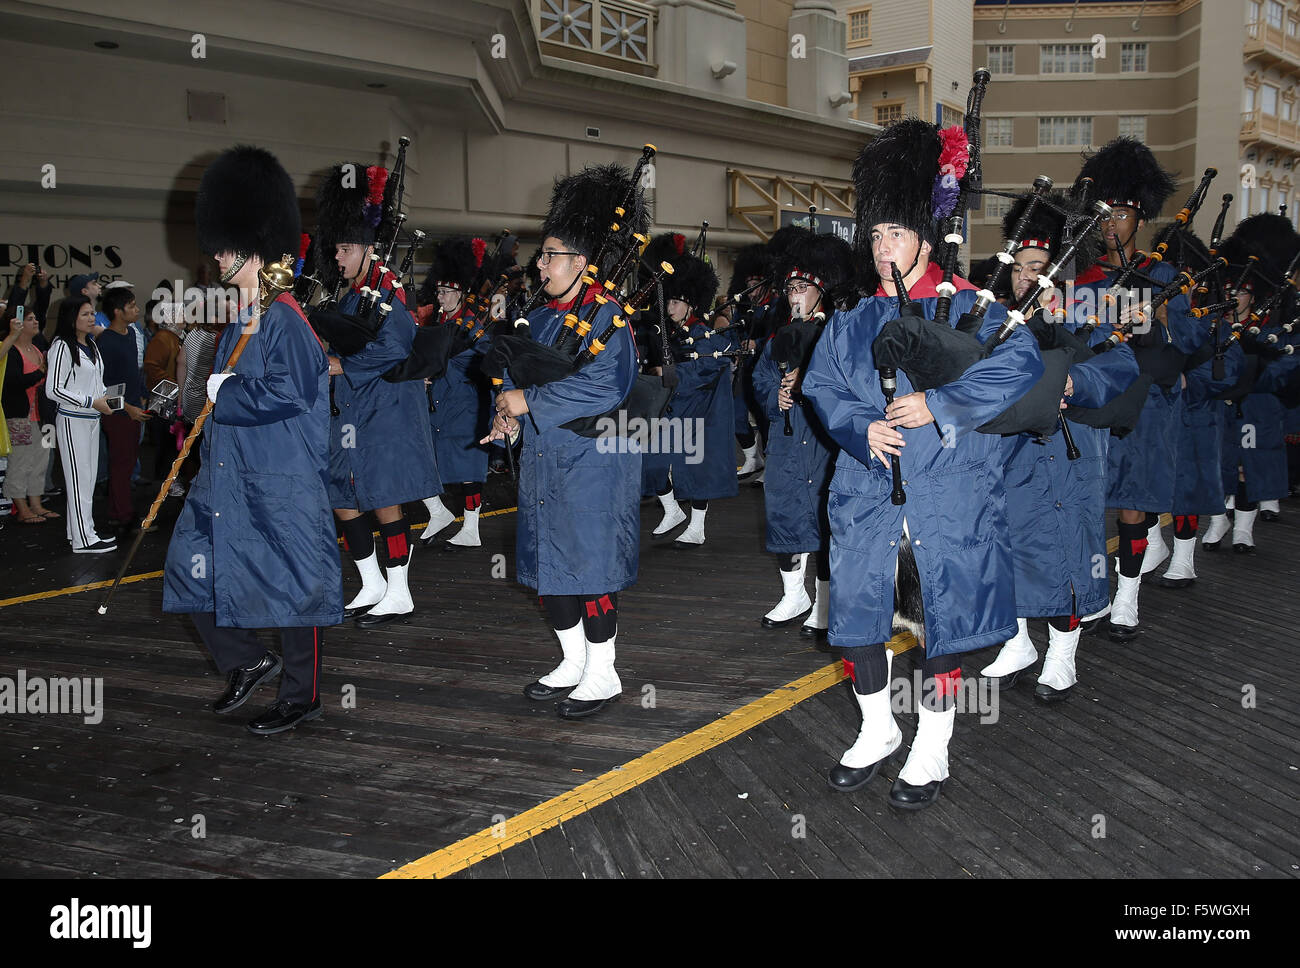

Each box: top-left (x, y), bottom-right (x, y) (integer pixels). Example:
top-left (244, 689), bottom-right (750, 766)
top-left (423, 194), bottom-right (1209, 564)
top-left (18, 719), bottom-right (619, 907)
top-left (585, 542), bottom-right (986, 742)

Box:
top-left (386, 534), bottom-right (408, 562)
top-left (934, 669), bottom-right (963, 697)
top-left (1068, 614), bottom-right (1080, 631)
top-left (465, 493), bottom-right (482, 511)
top-left (842, 658), bottom-right (856, 682)
top-left (1129, 538), bottom-right (1148, 557)
top-left (585, 599), bottom-right (599, 618)
top-left (597, 594), bottom-right (614, 615)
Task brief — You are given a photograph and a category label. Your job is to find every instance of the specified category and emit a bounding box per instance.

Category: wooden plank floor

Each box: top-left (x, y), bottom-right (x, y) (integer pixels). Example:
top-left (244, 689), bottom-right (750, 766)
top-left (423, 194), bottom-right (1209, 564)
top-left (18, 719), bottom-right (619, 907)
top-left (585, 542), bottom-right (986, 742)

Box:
top-left (2, 462), bottom-right (1298, 878)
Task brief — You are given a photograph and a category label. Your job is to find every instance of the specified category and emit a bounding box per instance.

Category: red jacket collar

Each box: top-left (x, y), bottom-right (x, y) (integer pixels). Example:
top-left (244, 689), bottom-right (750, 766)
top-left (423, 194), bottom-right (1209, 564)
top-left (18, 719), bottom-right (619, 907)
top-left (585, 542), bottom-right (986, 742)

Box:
top-left (548, 284), bottom-right (602, 313)
top-left (874, 262), bottom-right (976, 299)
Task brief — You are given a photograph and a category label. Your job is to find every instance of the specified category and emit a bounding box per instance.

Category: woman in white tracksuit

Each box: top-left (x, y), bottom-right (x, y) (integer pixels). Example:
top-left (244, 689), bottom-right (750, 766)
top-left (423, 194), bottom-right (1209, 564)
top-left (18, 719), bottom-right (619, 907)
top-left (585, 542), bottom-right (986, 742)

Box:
top-left (45, 296), bottom-right (116, 553)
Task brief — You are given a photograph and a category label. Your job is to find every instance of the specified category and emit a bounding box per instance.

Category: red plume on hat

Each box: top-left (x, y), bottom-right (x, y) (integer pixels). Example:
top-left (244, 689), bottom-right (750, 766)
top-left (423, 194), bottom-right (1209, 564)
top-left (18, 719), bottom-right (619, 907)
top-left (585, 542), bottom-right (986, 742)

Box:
top-left (471, 237), bottom-right (487, 268)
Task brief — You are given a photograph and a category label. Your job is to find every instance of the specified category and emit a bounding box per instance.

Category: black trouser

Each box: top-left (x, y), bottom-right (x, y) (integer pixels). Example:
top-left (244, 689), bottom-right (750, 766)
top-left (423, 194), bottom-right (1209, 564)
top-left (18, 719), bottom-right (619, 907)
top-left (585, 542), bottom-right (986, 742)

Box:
top-left (192, 612), bottom-right (322, 705)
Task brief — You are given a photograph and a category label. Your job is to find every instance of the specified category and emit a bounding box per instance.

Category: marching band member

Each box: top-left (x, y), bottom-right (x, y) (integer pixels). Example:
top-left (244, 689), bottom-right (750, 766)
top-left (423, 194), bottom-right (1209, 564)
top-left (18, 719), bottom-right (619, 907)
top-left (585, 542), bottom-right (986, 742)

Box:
top-left (485, 164), bottom-right (645, 720)
top-left (418, 236), bottom-right (492, 550)
top-left (1205, 215), bottom-right (1300, 554)
top-left (1067, 138), bottom-right (1192, 639)
top-left (979, 191), bottom-right (1139, 700)
top-left (162, 145), bottom-right (342, 734)
top-left (718, 244), bottom-right (773, 477)
top-left (802, 118), bottom-right (1043, 809)
top-left (648, 240), bottom-right (736, 547)
top-left (751, 231), bottom-right (852, 634)
top-left (314, 161), bottom-right (439, 627)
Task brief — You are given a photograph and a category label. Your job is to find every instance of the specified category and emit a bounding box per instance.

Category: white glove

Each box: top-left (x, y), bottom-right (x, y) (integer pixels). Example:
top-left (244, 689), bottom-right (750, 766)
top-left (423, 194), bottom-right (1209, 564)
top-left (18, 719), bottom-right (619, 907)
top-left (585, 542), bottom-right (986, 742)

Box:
top-left (207, 373), bottom-right (234, 403)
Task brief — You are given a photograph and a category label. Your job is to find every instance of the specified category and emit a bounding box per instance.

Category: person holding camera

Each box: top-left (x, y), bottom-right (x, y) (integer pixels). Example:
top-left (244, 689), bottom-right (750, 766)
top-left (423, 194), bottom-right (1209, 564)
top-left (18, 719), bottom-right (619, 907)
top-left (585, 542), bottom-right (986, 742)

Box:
top-left (45, 296), bottom-right (118, 553)
top-left (97, 286), bottom-right (150, 533)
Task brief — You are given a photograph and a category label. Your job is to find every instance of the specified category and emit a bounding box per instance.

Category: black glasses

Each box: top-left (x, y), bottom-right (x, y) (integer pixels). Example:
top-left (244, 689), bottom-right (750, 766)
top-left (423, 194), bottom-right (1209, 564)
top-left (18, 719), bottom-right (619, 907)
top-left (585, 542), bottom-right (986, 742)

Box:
top-left (536, 250), bottom-right (581, 266)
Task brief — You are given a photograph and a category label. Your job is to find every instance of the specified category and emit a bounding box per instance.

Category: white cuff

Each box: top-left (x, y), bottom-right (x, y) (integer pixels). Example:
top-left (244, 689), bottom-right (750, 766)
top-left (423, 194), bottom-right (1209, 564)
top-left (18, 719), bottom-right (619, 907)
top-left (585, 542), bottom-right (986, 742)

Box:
top-left (207, 372), bottom-right (233, 403)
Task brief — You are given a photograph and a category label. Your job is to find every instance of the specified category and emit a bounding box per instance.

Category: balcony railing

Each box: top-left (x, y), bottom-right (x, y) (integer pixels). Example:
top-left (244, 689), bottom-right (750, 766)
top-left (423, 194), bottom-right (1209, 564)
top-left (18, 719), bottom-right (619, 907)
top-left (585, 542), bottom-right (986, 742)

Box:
top-left (1244, 19), bottom-right (1300, 67)
top-left (727, 169), bottom-right (855, 241)
top-left (1241, 107), bottom-right (1300, 149)
top-left (532, 0), bottom-right (656, 69)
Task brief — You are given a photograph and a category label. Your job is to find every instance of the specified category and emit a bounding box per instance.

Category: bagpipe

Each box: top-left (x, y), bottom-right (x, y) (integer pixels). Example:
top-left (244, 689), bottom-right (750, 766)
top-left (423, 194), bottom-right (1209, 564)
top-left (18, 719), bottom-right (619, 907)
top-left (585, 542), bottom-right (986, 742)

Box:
top-left (770, 312), bottom-right (826, 437)
top-left (482, 146), bottom-right (685, 439)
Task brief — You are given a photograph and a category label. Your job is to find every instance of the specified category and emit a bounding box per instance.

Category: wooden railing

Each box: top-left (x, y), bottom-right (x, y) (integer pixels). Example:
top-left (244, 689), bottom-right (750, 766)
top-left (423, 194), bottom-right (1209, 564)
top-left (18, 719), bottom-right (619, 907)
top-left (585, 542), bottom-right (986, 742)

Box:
top-left (727, 169), bottom-right (855, 241)
top-left (1244, 19), bottom-right (1300, 65)
top-left (1242, 107), bottom-right (1300, 148)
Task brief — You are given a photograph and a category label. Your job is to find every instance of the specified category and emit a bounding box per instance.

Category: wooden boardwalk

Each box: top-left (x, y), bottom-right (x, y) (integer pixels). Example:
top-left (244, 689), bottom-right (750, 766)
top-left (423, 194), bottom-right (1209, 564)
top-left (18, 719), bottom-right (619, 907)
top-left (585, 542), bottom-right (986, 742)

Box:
top-left (1, 472), bottom-right (1298, 879)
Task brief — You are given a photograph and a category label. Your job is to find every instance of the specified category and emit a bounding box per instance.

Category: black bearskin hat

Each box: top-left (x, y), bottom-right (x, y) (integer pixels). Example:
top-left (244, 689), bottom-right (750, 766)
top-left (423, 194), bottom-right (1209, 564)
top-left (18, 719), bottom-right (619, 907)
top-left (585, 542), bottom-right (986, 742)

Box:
top-left (728, 244), bottom-right (769, 296)
top-left (314, 161), bottom-right (394, 248)
top-left (1220, 213), bottom-right (1300, 289)
top-left (540, 163), bottom-right (649, 276)
top-left (421, 236), bottom-right (487, 303)
top-left (662, 252), bottom-right (719, 312)
top-left (642, 232), bottom-right (688, 274)
top-left (1001, 189), bottom-right (1104, 282)
top-left (778, 232), bottom-right (855, 302)
top-left (852, 118), bottom-right (968, 255)
top-left (1071, 137), bottom-right (1176, 221)
top-left (196, 145), bottom-right (300, 265)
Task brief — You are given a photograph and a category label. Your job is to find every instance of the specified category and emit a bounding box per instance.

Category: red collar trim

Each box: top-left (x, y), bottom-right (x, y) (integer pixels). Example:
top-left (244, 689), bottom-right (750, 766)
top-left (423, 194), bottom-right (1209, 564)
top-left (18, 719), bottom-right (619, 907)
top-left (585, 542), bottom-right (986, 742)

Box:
top-left (1075, 263), bottom-right (1109, 285)
top-left (276, 292), bottom-right (326, 353)
top-left (548, 284), bottom-right (602, 313)
top-left (874, 262), bottom-right (976, 299)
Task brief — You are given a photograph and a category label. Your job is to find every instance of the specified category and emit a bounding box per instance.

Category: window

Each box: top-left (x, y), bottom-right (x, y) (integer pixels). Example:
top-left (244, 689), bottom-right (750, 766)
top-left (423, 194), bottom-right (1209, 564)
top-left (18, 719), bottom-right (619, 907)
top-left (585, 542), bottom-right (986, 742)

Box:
top-left (1263, 83), bottom-right (1279, 116)
top-left (1284, 98), bottom-right (1294, 121)
top-left (986, 117), bottom-right (1014, 147)
top-left (1289, 16), bottom-right (1299, 37)
top-left (1038, 116), bottom-right (1093, 147)
top-left (1267, 0), bottom-right (1284, 30)
top-left (1260, 186), bottom-right (1271, 214)
top-left (939, 102), bottom-right (963, 129)
top-left (1277, 190), bottom-right (1288, 215)
top-left (1040, 43), bottom-right (1094, 74)
top-left (874, 101), bottom-right (904, 125)
top-left (1245, 86), bottom-right (1257, 112)
top-left (987, 45), bottom-right (1015, 74)
top-left (848, 7), bottom-right (871, 47)
top-left (1247, 0), bottom-right (1261, 36)
top-left (1240, 185), bottom-right (1253, 220)
top-left (983, 194), bottom-right (1013, 221)
top-left (1120, 42), bottom-right (1148, 73)
top-left (1117, 115), bottom-right (1147, 141)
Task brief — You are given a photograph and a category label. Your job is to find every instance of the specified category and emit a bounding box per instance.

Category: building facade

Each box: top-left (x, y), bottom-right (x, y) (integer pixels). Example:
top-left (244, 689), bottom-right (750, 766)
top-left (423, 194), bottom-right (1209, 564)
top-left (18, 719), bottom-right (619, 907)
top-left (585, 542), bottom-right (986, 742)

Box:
top-left (0, 0), bottom-right (871, 303)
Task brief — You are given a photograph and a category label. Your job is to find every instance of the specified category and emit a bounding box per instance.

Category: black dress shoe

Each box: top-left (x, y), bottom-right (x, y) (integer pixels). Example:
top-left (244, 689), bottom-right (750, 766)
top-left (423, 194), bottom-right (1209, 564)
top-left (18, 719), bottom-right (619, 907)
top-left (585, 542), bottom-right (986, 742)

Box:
top-left (343, 602), bottom-right (377, 620)
top-left (759, 613), bottom-right (801, 629)
top-left (556, 694), bottom-right (618, 719)
top-left (827, 752), bottom-right (893, 793)
top-left (1107, 622), bottom-right (1140, 643)
top-left (1158, 574), bottom-right (1195, 588)
top-left (213, 652), bottom-right (282, 714)
top-left (354, 608), bottom-right (412, 628)
top-left (1261, 510), bottom-right (1280, 522)
top-left (523, 680), bottom-right (574, 701)
top-left (1232, 542), bottom-right (1255, 554)
top-left (888, 776), bottom-right (944, 810)
top-left (991, 666), bottom-right (1031, 690)
top-left (1033, 681), bottom-right (1073, 703)
top-left (247, 699), bottom-right (323, 735)
top-left (799, 624), bottom-right (827, 639)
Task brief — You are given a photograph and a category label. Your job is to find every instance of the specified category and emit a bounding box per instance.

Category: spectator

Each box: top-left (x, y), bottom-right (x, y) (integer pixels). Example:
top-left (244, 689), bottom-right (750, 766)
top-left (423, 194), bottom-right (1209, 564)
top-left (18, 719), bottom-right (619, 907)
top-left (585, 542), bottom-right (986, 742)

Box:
top-left (66, 274), bottom-right (108, 331)
top-left (45, 296), bottom-right (117, 553)
top-left (3, 311), bottom-right (55, 522)
top-left (4, 262), bottom-right (53, 328)
top-left (143, 300), bottom-right (184, 481)
top-left (104, 280), bottom-right (147, 368)
top-left (96, 286), bottom-right (149, 533)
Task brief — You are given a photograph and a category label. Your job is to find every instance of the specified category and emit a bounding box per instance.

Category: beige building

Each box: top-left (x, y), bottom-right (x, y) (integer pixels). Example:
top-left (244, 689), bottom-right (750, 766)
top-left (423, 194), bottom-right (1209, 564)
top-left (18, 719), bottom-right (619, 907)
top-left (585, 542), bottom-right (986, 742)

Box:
top-left (0, 0), bottom-right (873, 302)
top-left (969, 0), bottom-right (1283, 261)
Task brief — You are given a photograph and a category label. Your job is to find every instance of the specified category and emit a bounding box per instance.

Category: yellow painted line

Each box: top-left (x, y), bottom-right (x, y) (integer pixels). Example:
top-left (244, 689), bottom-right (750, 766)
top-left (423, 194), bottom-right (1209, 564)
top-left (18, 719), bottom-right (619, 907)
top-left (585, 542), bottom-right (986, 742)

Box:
top-left (0, 506), bottom-right (519, 610)
top-left (1105, 512), bottom-right (1172, 555)
top-left (381, 632), bottom-right (918, 879)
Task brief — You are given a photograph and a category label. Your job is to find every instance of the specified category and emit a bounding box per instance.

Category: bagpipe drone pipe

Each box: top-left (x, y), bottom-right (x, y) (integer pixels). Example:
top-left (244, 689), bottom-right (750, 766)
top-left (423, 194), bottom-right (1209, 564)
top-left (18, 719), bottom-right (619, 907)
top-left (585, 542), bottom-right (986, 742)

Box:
top-left (769, 313), bottom-right (825, 437)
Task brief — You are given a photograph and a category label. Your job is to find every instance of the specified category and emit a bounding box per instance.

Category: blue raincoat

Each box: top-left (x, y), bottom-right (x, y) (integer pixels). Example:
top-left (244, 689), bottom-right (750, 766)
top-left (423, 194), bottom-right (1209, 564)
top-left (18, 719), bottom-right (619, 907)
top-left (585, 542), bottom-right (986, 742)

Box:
top-left (1220, 348), bottom-right (1300, 502)
top-left (510, 293), bottom-right (641, 595)
top-left (1000, 306), bottom-right (1139, 618)
top-left (802, 266), bottom-right (1044, 656)
top-left (641, 321), bottom-right (738, 502)
top-left (1074, 259), bottom-right (1193, 511)
top-left (328, 269), bottom-right (439, 510)
top-left (752, 330), bottom-right (836, 554)
top-left (1172, 339), bottom-right (1244, 515)
top-left (163, 294), bottom-right (343, 628)
top-left (428, 310), bottom-right (491, 485)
